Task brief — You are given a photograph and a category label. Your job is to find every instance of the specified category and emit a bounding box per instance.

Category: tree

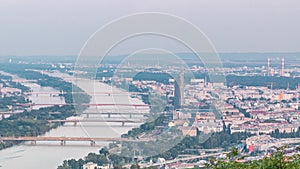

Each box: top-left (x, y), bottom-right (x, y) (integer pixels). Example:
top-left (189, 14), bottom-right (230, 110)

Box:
top-left (100, 147), bottom-right (110, 157)
top-left (130, 163), bottom-right (140, 169)
top-left (85, 153), bottom-right (99, 163)
top-left (57, 160), bottom-right (72, 169)
top-left (226, 147), bottom-right (239, 161)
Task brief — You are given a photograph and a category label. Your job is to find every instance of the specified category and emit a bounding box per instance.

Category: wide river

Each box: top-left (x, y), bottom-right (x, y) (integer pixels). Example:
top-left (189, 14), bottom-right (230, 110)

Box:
top-left (0, 71), bottom-right (149, 169)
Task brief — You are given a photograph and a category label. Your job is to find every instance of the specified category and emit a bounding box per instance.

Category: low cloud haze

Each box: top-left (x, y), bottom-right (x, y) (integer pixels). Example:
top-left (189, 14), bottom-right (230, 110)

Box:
top-left (0, 0), bottom-right (300, 56)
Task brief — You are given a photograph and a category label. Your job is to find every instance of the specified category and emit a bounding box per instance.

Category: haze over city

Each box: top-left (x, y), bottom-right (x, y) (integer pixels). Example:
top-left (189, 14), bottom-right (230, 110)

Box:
top-left (1, 0), bottom-right (300, 56)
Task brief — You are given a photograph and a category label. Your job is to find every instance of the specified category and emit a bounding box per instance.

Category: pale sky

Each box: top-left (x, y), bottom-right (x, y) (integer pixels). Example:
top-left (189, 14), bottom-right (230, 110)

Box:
top-left (0, 0), bottom-right (300, 56)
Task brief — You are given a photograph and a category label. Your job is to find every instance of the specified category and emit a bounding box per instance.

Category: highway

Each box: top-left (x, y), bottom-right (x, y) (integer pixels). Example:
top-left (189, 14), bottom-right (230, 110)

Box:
top-left (140, 152), bottom-right (224, 167)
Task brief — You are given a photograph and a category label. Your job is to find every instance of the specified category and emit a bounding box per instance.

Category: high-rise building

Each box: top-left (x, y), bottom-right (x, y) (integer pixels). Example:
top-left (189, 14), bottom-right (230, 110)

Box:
top-left (173, 69), bottom-right (185, 109)
top-left (174, 81), bottom-right (181, 109)
top-left (180, 69), bottom-right (184, 106)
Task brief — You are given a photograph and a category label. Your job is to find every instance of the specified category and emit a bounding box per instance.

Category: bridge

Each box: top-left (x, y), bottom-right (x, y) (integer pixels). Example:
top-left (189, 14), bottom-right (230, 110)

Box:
top-left (48, 119), bottom-right (144, 126)
top-left (0, 136), bottom-right (150, 146)
top-left (17, 103), bottom-right (149, 107)
top-left (185, 148), bottom-right (224, 152)
top-left (82, 111), bottom-right (149, 118)
top-left (0, 111), bottom-right (149, 119)
top-left (23, 91), bottom-right (149, 96)
top-left (16, 103), bottom-right (150, 111)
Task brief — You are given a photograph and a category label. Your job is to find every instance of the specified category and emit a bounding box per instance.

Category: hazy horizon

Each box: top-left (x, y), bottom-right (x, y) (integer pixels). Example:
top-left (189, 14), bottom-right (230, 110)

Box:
top-left (1, 0), bottom-right (300, 56)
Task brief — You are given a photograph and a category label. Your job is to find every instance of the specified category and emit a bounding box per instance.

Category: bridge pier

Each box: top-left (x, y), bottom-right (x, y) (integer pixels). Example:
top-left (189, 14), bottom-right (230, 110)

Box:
top-left (122, 122), bottom-right (125, 126)
top-left (1, 114), bottom-right (5, 119)
top-left (108, 113), bottom-right (111, 118)
top-left (86, 113), bottom-right (89, 118)
top-left (60, 140), bottom-right (66, 146)
top-left (90, 140), bottom-right (96, 146)
top-left (73, 121), bottom-right (78, 126)
top-left (30, 140), bottom-right (36, 145)
top-left (129, 113), bottom-right (132, 119)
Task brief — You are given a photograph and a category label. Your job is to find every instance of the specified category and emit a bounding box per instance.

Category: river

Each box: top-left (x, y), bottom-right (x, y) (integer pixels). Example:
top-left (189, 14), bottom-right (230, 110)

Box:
top-left (0, 71), bottom-right (149, 169)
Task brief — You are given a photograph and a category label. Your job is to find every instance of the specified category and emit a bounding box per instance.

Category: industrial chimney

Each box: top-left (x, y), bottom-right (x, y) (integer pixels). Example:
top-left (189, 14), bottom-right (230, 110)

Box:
top-left (267, 57), bottom-right (270, 76)
top-left (281, 56), bottom-right (285, 76)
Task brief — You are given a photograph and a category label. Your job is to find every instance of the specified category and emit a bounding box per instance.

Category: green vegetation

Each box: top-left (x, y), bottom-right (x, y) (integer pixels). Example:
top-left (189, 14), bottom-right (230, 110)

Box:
top-left (226, 75), bottom-right (300, 90)
top-left (0, 95), bottom-right (28, 109)
top-left (133, 72), bottom-right (172, 84)
top-left (120, 118), bottom-right (251, 159)
top-left (59, 144), bottom-right (300, 169)
top-left (270, 127), bottom-right (300, 139)
top-left (0, 105), bottom-right (76, 136)
top-left (0, 73), bottom-right (30, 92)
top-left (0, 64), bottom-right (91, 150)
top-left (0, 73), bottom-right (31, 110)
top-left (121, 114), bottom-right (165, 138)
top-left (58, 119), bottom-right (253, 168)
top-left (207, 145), bottom-right (300, 169)
top-left (57, 147), bottom-right (131, 169)
top-left (0, 64), bottom-right (90, 105)
top-left (97, 69), bottom-right (300, 90)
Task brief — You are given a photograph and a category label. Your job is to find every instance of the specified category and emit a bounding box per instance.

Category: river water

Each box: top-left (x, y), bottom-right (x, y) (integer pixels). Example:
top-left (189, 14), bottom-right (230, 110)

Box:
top-left (0, 71), bottom-right (149, 169)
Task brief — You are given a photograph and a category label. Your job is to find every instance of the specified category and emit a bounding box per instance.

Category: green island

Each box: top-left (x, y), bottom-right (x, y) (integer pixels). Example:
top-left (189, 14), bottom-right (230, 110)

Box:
top-left (0, 64), bottom-right (91, 150)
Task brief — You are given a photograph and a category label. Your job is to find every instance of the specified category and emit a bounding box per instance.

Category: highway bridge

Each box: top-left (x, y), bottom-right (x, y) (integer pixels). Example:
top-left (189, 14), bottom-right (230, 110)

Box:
top-left (0, 136), bottom-right (150, 146)
top-left (16, 103), bottom-right (149, 108)
top-left (16, 103), bottom-right (150, 111)
top-left (0, 111), bottom-right (149, 119)
top-left (48, 119), bottom-right (144, 126)
top-left (23, 91), bottom-right (149, 96)
top-left (140, 152), bottom-right (224, 168)
top-left (82, 111), bottom-right (148, 118)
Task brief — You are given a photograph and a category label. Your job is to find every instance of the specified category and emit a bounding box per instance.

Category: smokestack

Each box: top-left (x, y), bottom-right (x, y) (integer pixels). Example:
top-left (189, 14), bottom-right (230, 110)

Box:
top-left (267, 57), bottom-right (270, 76)
top-left (281, 56), bottom-right (285, 76)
